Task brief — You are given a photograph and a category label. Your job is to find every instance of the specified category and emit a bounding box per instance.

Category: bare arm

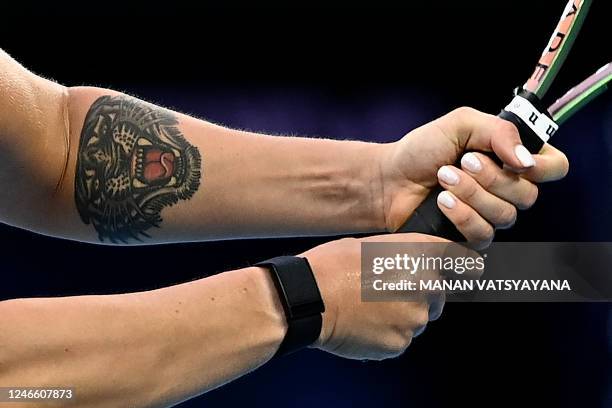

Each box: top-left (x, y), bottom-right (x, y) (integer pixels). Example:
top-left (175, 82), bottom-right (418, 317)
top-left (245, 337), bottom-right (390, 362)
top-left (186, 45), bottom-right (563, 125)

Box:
top-left (0, 49), bottom-right (69, 233)
top-left (0, 266), bottom-right (286, 408)
top-left (0, 49), bottom-right (385, 244)
top-left (0, 49), bottom-right (568, 246)
top-left (0, 231), bottom-right (456, 408)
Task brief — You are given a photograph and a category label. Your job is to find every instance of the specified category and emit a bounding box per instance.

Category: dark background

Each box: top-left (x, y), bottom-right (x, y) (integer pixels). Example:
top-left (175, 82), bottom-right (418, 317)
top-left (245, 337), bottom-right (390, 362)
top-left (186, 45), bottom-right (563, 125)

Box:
top-left (2, 1), bottom-right (611, 407)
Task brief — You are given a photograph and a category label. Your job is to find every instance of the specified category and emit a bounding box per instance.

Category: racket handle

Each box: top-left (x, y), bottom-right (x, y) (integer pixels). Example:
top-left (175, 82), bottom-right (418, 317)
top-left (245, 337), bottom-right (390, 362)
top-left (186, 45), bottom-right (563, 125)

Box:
top-left (396, 89), bottom-right (550, 239)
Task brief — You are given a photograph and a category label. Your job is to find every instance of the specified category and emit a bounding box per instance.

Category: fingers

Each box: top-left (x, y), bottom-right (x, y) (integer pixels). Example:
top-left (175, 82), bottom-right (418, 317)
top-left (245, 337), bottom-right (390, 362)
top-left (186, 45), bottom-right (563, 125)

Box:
top-left (457, 153), bottom-right (538, 210)
top-left (415, 107), bottom-right (569, 248)
top-left (438, 107), bottom-right (542, 170)
top-left (439, 107), bottom-right (571, 182)
top-left (438, 163), bottom-right (521, 225)
top-left (435, 150), bottom-right (541, 243)
top-left (521, 143), bottom-right (570, 183)
top-left (428, 289), bottom-right (445, 322)
top-left (436, 191), bottom-right (494, 249)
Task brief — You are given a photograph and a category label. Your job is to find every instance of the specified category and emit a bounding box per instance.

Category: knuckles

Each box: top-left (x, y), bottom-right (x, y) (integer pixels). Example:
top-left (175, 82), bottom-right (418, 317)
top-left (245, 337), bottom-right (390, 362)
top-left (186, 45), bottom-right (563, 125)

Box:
top-left (451, 106), bottom-right (479, 121)
top-left (517, 185), bottom-right (539, 210)
top-left (448, 106), bottom-right (480, 131)
top-left (494, 204), bottom-right (517, 228)
top-left (557, 151), bottom-right (570, 180)
top-left (495, 116), bottom-right (521, 141)
top-left (453, 209), bottom-right (475, 230)
top-left (479, 168), bottom-right (499, 190)
top-left (476, 224), bottom-right (495, 246)
top-left (383, 334), bottom-right (413, 358)
top-left (413, 307), bottom-right (431, 328)
top-left (461, 179), bottom-right (480, 201)
top-left (458, 219), bottom-right (495, 249)
top-left (380, 306), bottom-right (430, 357)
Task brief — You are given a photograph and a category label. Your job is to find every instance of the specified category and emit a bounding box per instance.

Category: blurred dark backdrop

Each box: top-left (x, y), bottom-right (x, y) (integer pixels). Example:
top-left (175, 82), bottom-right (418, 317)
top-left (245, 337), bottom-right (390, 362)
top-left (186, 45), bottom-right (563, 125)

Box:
top-left (2, 1), bottom-right (611, 407)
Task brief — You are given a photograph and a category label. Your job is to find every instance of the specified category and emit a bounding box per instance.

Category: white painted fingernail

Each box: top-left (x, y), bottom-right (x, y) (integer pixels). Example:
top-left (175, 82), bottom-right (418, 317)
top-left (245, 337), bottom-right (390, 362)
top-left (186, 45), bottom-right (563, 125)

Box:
top-left (437, 191), bottom-right (456, 209)
top-left (437, 166), bottom-right (460, 185)
top-left (461, 153), bottom-right (482, 173)
top-left (514, 145), bottom-right (536, 168)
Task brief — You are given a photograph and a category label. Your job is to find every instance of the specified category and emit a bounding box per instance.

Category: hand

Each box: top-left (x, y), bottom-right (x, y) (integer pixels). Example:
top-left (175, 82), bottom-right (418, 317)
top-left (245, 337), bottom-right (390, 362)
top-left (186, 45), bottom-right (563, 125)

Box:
top-left (378, 107), bottom-right (569, 247)
top-left (301, 233), bottom-right (451, 361)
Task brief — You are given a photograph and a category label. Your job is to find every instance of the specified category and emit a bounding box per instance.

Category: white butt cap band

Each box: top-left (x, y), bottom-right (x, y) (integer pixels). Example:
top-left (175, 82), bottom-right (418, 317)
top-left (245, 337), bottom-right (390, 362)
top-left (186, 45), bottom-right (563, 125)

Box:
top-left (504, 95), bottom-right (558, 143)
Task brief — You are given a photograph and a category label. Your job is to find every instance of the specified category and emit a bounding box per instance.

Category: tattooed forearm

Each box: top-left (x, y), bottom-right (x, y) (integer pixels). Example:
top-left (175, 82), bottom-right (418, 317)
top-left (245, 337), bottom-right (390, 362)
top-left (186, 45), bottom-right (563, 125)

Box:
top-left (74, 96), bottom-right (202, 243)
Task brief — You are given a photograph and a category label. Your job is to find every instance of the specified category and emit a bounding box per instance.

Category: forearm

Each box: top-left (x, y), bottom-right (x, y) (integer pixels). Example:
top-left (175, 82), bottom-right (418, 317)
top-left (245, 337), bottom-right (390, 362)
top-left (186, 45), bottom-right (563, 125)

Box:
top-left (182, 121), bottom-right (386, 238)
top-left (2, 48), bottom-right (549, 247)
top-left (0, 267), bottom-right (286, 407)
top-left (45, 87), bottom-right (386, 244)
top-left (0, 48), bottom-right (387, 244)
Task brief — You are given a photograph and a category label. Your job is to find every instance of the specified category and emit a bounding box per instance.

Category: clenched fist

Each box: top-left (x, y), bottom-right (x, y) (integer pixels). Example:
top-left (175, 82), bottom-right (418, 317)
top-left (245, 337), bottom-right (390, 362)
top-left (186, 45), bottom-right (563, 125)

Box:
top-left (301, 233), bottom-right (456, 361)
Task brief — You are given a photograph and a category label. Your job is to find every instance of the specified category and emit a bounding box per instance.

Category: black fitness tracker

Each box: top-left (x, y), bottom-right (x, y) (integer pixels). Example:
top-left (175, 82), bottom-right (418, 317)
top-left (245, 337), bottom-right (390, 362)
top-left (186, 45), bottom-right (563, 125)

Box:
top-left (255, 256), bottom-right (325, 357)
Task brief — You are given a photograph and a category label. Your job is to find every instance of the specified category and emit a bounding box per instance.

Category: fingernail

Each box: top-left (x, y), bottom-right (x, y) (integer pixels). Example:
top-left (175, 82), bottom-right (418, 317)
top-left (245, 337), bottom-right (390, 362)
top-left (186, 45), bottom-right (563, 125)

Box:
top-left (461, 153), bottom-right (482, 173)
top-left (514, 145), bottom-right (536, 168)
top-left (437, 191), bottom-right (456, 209)
top-left (437, 166), bottom-right (460, 185)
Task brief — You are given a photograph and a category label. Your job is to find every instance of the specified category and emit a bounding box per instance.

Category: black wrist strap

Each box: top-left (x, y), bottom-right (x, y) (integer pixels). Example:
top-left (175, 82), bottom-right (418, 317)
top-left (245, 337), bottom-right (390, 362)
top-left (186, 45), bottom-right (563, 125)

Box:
top-left (255, 256), bottom-right (325, 357)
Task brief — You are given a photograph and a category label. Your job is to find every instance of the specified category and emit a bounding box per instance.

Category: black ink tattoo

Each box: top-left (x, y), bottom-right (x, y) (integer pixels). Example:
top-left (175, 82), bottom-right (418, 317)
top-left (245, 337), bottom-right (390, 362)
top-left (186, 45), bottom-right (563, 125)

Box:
top-left (75, 95), bottom-right (202, 243)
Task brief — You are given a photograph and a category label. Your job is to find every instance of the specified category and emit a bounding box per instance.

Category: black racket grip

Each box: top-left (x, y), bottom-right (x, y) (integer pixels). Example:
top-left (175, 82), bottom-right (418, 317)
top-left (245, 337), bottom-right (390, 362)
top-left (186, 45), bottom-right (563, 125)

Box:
top-left (397, 92), bottom-right (547, 239)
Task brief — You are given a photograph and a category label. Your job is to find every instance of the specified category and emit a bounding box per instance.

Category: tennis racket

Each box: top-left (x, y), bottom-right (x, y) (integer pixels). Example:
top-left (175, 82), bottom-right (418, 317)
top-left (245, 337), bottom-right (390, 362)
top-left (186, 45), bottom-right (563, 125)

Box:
top-left (398, 0), bottom-right (611, 240)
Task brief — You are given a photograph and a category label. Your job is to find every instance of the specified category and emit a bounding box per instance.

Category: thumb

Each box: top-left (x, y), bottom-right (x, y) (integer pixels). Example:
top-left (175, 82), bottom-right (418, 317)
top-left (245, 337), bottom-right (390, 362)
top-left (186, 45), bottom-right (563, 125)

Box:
top-left (437, 107), bottom-right (536, 170)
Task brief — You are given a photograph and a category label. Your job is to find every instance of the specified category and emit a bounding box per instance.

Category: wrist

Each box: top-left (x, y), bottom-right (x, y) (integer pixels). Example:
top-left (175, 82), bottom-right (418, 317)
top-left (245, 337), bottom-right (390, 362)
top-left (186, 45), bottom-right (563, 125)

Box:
top-left (304, 139), bottom-right (387, 234)
top-left (377, 141), bottom-right (433, 232)
top-left (254, 256), bottom-right (325, 356)
top-left (375, 141), bottom-right (408, 232)
top-left (244, 266), bottom-right (288, 358)
top-left (352, 141), bottom-right (389, 233)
